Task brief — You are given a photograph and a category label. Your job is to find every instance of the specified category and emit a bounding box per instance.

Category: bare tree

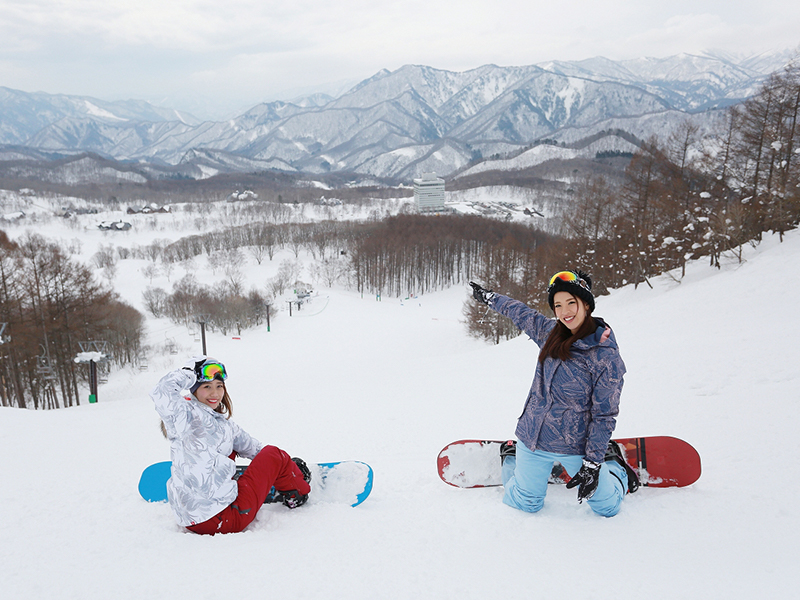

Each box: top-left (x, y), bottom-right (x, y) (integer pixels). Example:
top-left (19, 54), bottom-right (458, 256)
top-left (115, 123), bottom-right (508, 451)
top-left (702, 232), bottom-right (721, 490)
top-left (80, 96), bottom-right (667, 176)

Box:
top-left (142, 287), bottom-right (168, 318)
top-left (311, 257), bottom-right (346, 287)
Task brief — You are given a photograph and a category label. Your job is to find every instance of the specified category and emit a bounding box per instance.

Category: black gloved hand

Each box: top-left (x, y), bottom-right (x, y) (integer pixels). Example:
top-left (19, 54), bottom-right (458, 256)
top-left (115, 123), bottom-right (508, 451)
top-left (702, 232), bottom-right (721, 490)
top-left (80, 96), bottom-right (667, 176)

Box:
top-left (279, 489), bottom-right (309, 509)
top-left (566, 459), bottom-right (601, 503)
top-left (183, 356), bottom-right (207, 377)
top-left (469, 281), bottom-right (495, 305)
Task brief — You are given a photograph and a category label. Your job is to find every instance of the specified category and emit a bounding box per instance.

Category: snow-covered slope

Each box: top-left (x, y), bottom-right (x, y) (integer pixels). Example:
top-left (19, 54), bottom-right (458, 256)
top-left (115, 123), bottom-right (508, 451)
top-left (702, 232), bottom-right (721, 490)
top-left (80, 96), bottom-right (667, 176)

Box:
top-left (0, 196), bottom-right (796, 598)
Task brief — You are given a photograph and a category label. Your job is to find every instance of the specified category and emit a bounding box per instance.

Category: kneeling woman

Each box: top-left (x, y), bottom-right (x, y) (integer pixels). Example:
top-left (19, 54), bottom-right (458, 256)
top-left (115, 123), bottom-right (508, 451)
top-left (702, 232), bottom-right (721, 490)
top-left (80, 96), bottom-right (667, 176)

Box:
top-left (150, 357), bottom-right (311, 534)
top-left (470, 271), bottom-right (637, 517)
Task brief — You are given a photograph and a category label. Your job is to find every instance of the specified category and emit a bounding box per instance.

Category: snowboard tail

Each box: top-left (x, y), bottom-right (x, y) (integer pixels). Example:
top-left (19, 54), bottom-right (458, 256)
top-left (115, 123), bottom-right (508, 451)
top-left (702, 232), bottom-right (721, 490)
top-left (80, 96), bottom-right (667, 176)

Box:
top-left (612, 436), bottom-right (701, 488)
top-left (437, 436), bottom-right (701, 489)
top-left (139, 460), bottom-right (373, 507)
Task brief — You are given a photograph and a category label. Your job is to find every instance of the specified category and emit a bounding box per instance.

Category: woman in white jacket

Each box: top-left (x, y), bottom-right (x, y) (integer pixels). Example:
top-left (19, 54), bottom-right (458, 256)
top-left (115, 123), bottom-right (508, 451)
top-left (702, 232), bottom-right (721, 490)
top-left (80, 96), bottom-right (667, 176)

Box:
top-left (150, 357), bottom-right (311, 535)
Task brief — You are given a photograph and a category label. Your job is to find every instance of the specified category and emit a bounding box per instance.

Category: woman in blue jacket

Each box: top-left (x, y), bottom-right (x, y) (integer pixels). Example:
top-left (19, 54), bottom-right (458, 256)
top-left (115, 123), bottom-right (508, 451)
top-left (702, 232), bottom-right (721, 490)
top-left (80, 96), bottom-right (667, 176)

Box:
top-left (470, 270), bottom-right (638, 517)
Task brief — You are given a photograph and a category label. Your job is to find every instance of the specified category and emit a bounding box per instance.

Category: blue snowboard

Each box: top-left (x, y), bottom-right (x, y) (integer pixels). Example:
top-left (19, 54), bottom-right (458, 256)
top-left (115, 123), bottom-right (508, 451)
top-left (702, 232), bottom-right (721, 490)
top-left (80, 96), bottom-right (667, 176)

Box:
top-left (138, 460), bottom-right (373, 507)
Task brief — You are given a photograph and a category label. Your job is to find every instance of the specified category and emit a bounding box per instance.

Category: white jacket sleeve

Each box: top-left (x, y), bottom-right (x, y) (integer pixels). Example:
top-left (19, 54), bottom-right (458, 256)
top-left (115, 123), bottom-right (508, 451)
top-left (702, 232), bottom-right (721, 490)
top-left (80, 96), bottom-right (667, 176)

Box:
top-left (150, 368), bottom-right (196, 440)
top-left (231, 420), bottom-right (263, 460)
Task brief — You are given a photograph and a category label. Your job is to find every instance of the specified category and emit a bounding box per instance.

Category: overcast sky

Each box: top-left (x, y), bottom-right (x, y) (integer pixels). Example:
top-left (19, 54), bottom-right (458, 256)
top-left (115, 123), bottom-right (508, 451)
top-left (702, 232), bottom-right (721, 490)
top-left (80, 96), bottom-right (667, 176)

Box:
top-left (1, 0), bottom-right (798, 119)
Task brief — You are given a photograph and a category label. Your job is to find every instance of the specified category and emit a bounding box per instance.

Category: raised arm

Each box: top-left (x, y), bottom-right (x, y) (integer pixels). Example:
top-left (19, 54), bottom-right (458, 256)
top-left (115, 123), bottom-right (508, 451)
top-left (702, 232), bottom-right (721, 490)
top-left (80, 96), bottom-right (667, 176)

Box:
top-left (150, 368), bottom-right (196, 439)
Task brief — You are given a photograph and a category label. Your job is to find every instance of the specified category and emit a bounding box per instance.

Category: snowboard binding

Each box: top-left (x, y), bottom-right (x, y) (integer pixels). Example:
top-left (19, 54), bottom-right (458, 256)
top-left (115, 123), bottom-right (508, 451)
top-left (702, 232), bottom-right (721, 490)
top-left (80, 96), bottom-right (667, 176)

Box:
top-left (499, 440), bottom-right (517, 465)
top-left (604, 440), bottom-right (640, 493)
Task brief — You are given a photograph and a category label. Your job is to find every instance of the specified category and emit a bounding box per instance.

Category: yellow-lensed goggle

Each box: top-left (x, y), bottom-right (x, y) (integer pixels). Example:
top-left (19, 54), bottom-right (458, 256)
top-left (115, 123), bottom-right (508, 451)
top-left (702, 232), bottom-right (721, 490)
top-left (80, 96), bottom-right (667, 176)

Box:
top-left (547, 271), bottom-right (590, 291)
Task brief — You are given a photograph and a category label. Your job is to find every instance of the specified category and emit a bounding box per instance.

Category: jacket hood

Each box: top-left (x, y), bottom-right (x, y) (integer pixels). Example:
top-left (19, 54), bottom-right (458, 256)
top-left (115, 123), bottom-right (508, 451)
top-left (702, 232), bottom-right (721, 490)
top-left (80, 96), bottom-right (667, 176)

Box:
top-left (575, 317), bottom-right (618, 351)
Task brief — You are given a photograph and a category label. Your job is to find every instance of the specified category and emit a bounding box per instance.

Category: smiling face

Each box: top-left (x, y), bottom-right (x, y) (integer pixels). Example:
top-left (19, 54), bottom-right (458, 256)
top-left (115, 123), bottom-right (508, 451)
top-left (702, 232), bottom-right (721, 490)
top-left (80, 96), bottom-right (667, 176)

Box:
top-left (553, 290), bottom-right (590, 332)
top-left (193, 379), bottom-right (225, 411)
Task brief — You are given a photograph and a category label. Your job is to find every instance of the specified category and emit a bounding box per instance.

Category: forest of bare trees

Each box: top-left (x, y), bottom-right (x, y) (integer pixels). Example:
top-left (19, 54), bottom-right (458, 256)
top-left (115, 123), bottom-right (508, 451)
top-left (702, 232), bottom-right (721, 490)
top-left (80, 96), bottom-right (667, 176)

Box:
top-left (563, 60), bottom-right (800, 293)
top-left (0, 232), bottom-right (144, 408)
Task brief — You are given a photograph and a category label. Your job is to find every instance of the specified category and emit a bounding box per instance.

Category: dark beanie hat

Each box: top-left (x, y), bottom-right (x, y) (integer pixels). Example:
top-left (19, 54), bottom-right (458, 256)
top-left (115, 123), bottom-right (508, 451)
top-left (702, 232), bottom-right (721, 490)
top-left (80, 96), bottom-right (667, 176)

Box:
top-left (547, 269), bottom-right (595, 313)
top-left (189, 357), bottom-right (227, 394)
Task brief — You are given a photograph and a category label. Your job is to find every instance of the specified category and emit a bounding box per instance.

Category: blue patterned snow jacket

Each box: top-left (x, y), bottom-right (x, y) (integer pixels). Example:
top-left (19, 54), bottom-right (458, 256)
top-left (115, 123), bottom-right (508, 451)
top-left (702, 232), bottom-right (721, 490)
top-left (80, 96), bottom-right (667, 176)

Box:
top-left (491, 295), bottom-right (626, 463)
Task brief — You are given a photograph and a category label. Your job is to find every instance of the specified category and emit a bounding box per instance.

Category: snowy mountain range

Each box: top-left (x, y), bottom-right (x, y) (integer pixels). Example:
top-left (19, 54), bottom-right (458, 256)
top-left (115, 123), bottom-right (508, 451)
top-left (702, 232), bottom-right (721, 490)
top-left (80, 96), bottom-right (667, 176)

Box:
top-left (0, 50), bottom-right (794, 183)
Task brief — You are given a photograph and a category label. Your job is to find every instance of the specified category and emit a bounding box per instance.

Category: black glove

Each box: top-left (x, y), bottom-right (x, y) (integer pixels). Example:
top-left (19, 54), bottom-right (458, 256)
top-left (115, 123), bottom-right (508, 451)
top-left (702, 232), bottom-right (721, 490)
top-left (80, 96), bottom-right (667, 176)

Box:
top-left (566, 459), bottom-right (601, 503)
top-left (279, 489), bottom-right (309, 509)
top-left (469, 281), bottom-right (495, 305)
top-left (182, 356), bottom-right (208, 379)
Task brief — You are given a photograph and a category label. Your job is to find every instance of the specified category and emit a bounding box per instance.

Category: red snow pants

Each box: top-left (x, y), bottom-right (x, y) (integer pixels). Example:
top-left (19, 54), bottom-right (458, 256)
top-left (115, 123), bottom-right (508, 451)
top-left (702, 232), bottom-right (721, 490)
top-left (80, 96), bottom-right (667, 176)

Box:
top-left (187, 445), bottom-right (311, 535)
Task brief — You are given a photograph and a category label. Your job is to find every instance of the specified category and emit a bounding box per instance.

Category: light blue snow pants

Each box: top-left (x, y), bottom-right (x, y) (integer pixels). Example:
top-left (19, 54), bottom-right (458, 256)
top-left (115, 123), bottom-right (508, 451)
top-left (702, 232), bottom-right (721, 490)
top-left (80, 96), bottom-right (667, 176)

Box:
top-left (501, 441), bottom-right (628, 517)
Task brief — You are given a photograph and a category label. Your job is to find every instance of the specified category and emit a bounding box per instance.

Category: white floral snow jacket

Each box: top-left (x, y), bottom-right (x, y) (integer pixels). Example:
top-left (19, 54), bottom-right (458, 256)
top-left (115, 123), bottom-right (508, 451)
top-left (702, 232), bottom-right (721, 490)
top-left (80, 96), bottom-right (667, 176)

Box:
top-left (491, 295), bottom-right (626, 464)
top-left (150, 369), bottom-right (262, 527)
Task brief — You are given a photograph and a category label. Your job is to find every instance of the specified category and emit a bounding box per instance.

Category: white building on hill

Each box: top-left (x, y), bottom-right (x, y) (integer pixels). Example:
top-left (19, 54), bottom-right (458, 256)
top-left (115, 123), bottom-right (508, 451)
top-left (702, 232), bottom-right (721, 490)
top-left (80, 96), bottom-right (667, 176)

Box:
top-left (413, 173), bottom-right (446, 213)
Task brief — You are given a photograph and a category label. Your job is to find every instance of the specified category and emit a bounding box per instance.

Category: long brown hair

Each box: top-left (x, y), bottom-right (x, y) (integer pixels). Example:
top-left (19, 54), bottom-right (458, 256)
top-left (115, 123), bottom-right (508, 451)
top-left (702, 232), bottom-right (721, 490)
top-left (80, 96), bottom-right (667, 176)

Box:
top-left (538, 300), bottom-right (597, 363)
top-left (160, 382), bottom-right (234, 438)
top-left (213, 384), bottom-right (234, 418)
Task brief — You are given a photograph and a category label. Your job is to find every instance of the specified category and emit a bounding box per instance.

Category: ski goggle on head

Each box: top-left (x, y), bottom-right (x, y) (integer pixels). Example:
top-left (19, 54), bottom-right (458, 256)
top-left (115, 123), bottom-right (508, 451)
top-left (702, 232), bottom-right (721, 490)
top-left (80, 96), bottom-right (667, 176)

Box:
top-left (197, 360), bottom-right (227, 383)
top-left (547, 270), bottom-right (590, 291)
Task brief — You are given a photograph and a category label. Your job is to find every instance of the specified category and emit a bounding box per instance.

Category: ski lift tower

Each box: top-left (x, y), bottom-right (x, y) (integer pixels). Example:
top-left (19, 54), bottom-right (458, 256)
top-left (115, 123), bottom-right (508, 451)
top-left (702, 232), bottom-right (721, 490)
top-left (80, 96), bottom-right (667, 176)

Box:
top-left (74, 341), bottom-right (110, 404)
top-left (193, 315), bottom-right (210, 355)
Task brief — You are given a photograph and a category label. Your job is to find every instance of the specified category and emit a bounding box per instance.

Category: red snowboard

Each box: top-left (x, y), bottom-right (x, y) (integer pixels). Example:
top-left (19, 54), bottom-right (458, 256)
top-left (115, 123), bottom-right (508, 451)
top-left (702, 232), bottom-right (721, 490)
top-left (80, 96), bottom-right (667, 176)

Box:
top-left (437, 436), bottom-right (701, 489)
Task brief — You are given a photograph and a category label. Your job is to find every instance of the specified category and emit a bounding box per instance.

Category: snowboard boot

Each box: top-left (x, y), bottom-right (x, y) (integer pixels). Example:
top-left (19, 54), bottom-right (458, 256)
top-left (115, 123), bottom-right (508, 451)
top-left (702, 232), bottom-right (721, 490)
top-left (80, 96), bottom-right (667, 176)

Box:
top-left (276, 457), bottom-right (312, 509)
top-left (292, 457), bottom-right (312, 484)
top-left (499, 440), bottom-right (517, 465)
top-left (604, 440), bottom-right (640, 493)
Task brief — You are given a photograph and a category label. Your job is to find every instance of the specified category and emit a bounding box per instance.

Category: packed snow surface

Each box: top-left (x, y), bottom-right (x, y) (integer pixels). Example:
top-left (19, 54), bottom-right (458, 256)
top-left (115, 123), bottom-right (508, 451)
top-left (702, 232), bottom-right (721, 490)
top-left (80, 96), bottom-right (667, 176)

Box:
top-left (0, 205), bottom-right (798, 598)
